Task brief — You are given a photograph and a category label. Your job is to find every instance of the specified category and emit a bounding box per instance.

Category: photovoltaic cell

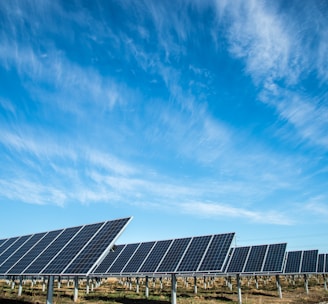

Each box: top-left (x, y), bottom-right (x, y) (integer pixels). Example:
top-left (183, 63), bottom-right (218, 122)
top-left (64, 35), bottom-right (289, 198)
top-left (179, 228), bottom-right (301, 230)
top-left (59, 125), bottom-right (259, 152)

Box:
top-left (63, 218), bottom-right (130, 274)
top-left (7, 230), bottom-right (63, 275)
top-left (157, 238), bottom-right (191, 273)
top-left (284, 251), bottom-right (302, 274)
top-left (301, 250), bottom-right (318, 273)
top-left (0, 235), bottom-right (31, 267)
top-left (243, 245), bottom-right (268, 273)
top-left (93, 245), bottom-right (125, 274)
top-left (0, 233), bottom-right (46, 274)
top-left (177, 236), bottom-right (211, 272)
top-left (108, 243), bottom-right (139, 273)
top-left (0, 239), bottom-right (6, 248)
top-left (23, 226), bottom-right (82, 274)
top-left (262, 243), bottom-right (287, 272)
top-left (42, 223), bottom-right (103, 274)
top-left (226, 247), bottom-right (250, 273)
top-left (198, 233), bottom-right (235, 272)
top-left (0, 238), bottom-right (20, 259)
top-left (317, 254), bottom-right (325, 273)
top-left (139, 240), bottom-right (172, 273)
top-left (122, 242), bottom-right (155, 273)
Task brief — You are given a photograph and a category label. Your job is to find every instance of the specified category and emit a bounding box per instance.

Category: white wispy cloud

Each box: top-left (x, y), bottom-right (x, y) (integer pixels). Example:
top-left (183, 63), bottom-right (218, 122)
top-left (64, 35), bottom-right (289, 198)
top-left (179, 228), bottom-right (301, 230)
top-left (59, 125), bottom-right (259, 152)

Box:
top-left (180, 201), bottom-right (293, 225)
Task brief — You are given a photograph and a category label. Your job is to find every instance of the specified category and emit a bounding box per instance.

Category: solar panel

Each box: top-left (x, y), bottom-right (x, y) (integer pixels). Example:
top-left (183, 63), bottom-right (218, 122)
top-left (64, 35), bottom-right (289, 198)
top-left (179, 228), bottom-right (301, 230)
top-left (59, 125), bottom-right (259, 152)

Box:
top-left (198, 233), bottom-right (235, 272)
top-left (0, 238), bottom-right (19, 255)
top-left (7, 230), bottom-right (63, 275)
top-left (326, 254), bottom-right (328, 273)
top-left (0, 235), bottom-right (32, 267)
top-left (0, 239), bottom-right (7, 248)
top-left (156, 238), bottom-right (191, 273)
top-left (301, 250), bottom-right (318, 273)
top-left (177, 236), bottom-right (212, 272)
top-left (318, 254), bottom-right (325, 273)
top-left (284, 251), bottom-right (302, 274)
top-left (243, 245), bottom-right (268, 273)
top-left (0, 233), bottom-right (46, 274)
top-left (262, 243), bottom-right (287, 272)
top-left (139, 240), bottom-right (172, 273)
top-left (63, 218), bottom-right (130, 275)
top-left (122, 242), bottom-right (155, 273)
top-left (108, 243), bottom-right (139, 273)
top-left (226, 247), bottom-right (250, 273)
top-left (93, 245), bottom-right (125, 274)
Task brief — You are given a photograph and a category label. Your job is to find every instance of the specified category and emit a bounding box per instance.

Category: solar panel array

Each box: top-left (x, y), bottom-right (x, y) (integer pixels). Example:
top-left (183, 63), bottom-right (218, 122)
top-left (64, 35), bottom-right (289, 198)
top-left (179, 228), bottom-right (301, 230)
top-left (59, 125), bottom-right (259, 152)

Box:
top-left (224, 243), bottom-right (287, 274)
top-left (0, 218), bottom-right (131, 276)
top-left (283, 250), bottom-right (318, 274)
top-left (92, 233), bottom-right (235, 275)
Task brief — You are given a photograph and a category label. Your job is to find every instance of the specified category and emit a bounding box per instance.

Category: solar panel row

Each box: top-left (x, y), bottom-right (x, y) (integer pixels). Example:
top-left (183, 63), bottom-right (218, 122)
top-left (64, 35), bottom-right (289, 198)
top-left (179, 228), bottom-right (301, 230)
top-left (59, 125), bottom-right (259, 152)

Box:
top-left (93, 233), bottom-right (235, 275)
top-left (224, 243), bottom-right (287, 274)
top-left (0, 218), bottom-right (131, 276)
top-left (283, 250), bottom-right (318, 274)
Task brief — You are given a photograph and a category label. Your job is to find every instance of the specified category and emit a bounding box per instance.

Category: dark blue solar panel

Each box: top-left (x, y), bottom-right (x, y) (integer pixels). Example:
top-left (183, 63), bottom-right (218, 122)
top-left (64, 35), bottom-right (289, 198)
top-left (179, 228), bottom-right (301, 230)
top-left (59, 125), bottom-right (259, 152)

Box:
top-left (93, 245), bottom-right (125, 274)
top-left (7, 230), bottom-right (62, 275)
top-left (318, 254), bottom-right (324, 273)
top-left (226, 247), bottom-right (250, 273)
top-left (0, 238), bottom-right (20, 259)
top-left (223, 247), bottom-right (234, 273)
top-left (157, 238), bottom-right (191, 272)
top-left (284, 251), bottom-right (302, 273)
top-left (177, 236), bottom-right (211, 272)
top-left (0, 235), bottom-right (32, 268)
top-left (108, 243), bottom-right (139, 273)
top-left (243, 245), bottom-right (267, 273)
top-left (325, 254), bottom-right (328, 273)
top-left (139, 240), bottom-right (172, 273)
top-left (0, 233), bottom-right (46, 274)
top-left (262, 243), bottom-right (287, 272)
top-left (42, 223), bottom-right (103, 274)
top-left (63, 218), bottom-right (130, 274)
top-left (301, 250), bottom-right (318, 273)
top-left (122, 242), bottom-right (155, 273)
top-left (24, 226), bottom-right (81, 274)
top-left (0, 239), bottom-right (6, 248)
top-left (199, 233), bottom-right (235, 272)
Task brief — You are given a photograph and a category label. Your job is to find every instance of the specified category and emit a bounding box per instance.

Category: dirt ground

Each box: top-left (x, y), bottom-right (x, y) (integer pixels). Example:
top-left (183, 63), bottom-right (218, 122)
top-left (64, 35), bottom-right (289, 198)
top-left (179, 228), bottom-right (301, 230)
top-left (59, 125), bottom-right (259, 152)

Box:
top-left (1, 275), bottom-right (328, 303)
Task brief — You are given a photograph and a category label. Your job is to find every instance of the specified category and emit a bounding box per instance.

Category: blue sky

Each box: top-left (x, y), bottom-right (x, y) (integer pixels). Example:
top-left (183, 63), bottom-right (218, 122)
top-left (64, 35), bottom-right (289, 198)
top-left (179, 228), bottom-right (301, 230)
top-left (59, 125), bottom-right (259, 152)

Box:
top-left (0, 0), bottom-right (328, 252)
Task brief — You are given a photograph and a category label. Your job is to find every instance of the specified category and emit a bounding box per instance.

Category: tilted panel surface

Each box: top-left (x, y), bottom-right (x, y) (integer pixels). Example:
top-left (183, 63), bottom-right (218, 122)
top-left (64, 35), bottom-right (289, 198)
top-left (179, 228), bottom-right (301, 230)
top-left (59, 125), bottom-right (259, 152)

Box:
top-left (226, 247), bottom-right (250, 273)
top-left (0, 239), bottom-right (6, 248)
top-left (23, 226), bottom-right (81, 274)
top-left (0, 235), bottom-right (31, 268)
top-left (139, 240), bottom-right (172, 273)
top-left (108, 243), bottom-right (139, 273)
top-left (42, 223), bottom-right (103, 274)
top-left (7, 230), bottom-right (62, 275)
top-left (198, 233), bottom-right (235, 272)
top-left (122, 241), bottom-right (155, 273)
top-left (177, 236), bottom-right (211, 272)
top-left (325, 254), bottom-right (328, 273)
top-left (301, 250), bottom-right (318, 273)
top-left (157, 238), bottom-right (191, 273)
top-left (93, 245), bottom-right (125, 274)
top-left (63, 218), bottom-right (130, 274)
top-left (243, 245), bottom-right (267, 273)
top-left (262, 243), bottom-right (287, 272)
top-left (223, 247), bottom-right (234, 273)
top-left (284, 251), bottom-right (302, 273)
top-left (317, 254), bottom-right (324, 273)
top-left (0, 233), bottom-right (46, 274)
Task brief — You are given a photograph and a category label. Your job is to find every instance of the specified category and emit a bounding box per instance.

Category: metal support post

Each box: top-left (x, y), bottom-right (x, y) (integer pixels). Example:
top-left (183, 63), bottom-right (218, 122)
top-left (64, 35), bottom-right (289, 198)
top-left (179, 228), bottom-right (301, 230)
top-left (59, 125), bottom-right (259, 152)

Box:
top-left (236, 274), bottom-right (242, 304)
top-left (194, 276), bottom-right (197, 294)
top-left (136, 277), bottom-right (139, 293)
top-left (74, 276), bottom-right (79, 302)
top-left (145, 276), bottom-right (149, 298)
top-left (304, 274), bottom-right (309, 295)
top-left (57, 276), bottom-right (61, 289)
top-left (255, 275), bottom-right (258, 289)
top-left (18, 276), bottom-right (23, 297)
top-left (86, 277), bottom-right (90, 294)
top-left (276, 275), bottom-right (282, 299)
top-left (46, 276), bottom-right (54, 304)
top-left (160, 277), bottom-right (163, 290)
top-left (171, 274), bottom-right (177, 304)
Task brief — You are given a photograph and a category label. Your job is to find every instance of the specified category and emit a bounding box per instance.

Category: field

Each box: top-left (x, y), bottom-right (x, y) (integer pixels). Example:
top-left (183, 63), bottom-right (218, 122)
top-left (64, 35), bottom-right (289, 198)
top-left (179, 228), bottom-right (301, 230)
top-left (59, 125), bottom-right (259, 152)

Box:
top-left (1, 275), bottom-right (328, 304)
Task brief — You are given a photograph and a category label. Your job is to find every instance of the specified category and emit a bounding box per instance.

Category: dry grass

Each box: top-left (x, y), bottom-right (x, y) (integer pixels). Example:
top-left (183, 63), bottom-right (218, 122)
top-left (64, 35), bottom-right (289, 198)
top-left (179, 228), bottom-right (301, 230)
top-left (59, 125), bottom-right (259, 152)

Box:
top-left (1, 275), bottom-right (327, 303)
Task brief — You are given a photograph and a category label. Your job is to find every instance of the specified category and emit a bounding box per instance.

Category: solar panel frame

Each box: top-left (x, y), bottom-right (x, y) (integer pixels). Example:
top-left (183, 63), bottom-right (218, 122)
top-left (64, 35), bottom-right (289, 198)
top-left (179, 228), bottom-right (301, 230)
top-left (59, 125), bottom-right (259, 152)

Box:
top-left (262, 243), bottom-right (287, 273)
top-left (225, 246), bottom-right (251, 274)
top-left (93, 244), bottom-right (125, 274)
top-left (243, 245), bottom-right (268, 273)
top-left (284, 251), bottom-right (302, 274)
top-left (301, 250), bottom-right (318, 273)
top-left (325, 254), bottom-right (328, 273)
top-left (317, 254), bottom-right (325, 273)
top-left (6, 229), bottom-right (63, 275)
top-left (0, 233), bottom-right (46, 274)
